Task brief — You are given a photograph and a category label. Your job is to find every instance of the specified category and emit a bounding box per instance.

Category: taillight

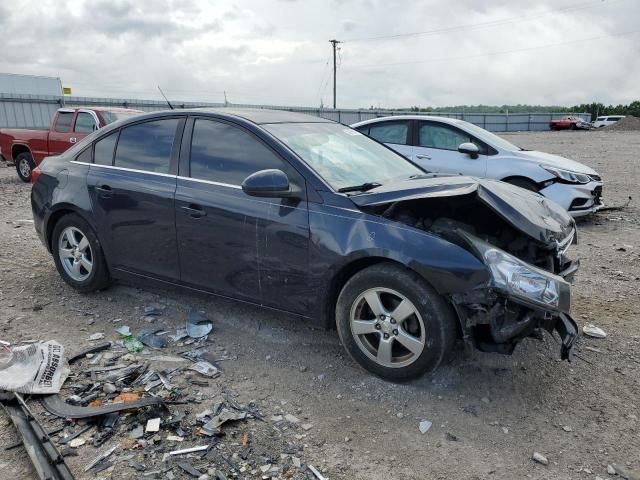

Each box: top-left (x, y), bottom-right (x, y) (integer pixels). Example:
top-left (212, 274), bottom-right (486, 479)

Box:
top-left (31, 167), bottom-right (42, 185)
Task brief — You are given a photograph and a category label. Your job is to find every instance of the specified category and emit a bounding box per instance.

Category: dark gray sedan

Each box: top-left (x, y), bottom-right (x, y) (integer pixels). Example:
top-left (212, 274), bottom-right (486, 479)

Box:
top-left (31, 108), bottom-right (578, 380)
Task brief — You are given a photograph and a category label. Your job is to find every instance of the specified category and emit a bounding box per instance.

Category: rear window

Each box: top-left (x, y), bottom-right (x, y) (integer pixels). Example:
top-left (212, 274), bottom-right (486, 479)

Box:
top-left (368, 121), bottom-right (409, 145)
top-left (610, 116), bottom-right (623, 122)
top-left (114, 119), bottom-right (179, 173)
top-left (54, 112), bottom-right (74, 132)
top-left (596, 117), bottom-right (605, 121)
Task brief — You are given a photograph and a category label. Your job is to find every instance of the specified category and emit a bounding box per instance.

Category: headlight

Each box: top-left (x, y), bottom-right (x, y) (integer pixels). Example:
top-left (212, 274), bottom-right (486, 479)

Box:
top-left (462, 234), bottom-right (570, 311)
top-left (541, 165), bottom-right (592, 184)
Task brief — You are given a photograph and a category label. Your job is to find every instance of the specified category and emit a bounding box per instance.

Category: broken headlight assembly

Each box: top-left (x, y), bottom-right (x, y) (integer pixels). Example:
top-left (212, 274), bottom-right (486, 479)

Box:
top-left (463, 233), bottom-right (571, 312)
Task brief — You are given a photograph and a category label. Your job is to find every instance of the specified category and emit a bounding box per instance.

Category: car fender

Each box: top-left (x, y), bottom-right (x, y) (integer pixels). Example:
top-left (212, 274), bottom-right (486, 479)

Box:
top-left (308, 203), bottom-right (490, 325)
top-left (486, 154), bottom-right (555, 185)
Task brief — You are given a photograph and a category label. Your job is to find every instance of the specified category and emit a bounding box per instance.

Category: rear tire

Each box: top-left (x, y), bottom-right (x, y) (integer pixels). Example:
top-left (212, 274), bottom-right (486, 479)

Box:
top-left (336, 263), bottom-right (457, 381)
top-left (15, 152), bottom-right (35, 182)
top-left (504, 177), bottom-right (539, 192)
top-left (51, 214), bottom-right (111, 292)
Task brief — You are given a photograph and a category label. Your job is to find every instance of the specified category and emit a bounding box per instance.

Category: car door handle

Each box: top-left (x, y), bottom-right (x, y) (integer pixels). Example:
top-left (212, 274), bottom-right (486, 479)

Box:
top-left (416, 154), bottom-right (431, 160)
top-left (69, 137), bottom-right (77, 143)
top-left (181, 204), bottom-right (207, 218)
top-left (95, 185), bottom-right (112, 198)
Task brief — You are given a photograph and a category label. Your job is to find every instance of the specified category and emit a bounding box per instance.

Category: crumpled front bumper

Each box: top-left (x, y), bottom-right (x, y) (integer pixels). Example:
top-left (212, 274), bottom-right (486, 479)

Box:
top-left (555, 312), bottom-right (578, 360)
top-left (539, 180), bottom-right (604, 218)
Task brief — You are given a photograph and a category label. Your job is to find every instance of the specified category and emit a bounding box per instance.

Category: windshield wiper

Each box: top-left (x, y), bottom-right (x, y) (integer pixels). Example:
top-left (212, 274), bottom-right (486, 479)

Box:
top-left (337, 182), bottom-right (382, 193)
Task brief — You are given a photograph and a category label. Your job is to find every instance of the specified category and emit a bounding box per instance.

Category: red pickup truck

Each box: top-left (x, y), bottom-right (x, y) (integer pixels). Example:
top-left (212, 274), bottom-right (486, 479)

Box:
top-left (0, 106), bottom-right (142, 181)
top-left (549, 115), bottom-right (592, 131)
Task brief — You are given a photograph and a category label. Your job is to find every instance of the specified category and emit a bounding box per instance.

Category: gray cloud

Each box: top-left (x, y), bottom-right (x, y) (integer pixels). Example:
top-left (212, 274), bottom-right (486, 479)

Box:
top-left (0, 0), bottom-right (637, 108)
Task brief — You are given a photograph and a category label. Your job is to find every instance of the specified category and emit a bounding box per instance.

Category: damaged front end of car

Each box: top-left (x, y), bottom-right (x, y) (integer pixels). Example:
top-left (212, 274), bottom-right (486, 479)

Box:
top-left (353, 176), bottom-right (580, 360)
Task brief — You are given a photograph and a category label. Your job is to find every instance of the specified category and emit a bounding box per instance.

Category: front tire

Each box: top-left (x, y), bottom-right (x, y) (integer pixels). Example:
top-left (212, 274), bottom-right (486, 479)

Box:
top-left (336, 263), bottom-right (457, 381)
top-left (15, 152), bottom-right (35, 182)
top-left (51, 214), bottom-right (110, 292)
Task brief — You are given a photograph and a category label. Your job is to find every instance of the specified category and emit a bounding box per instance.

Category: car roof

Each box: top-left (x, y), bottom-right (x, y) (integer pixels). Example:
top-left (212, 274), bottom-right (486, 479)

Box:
top-left (187, 107), bottom-right (333, 125)
top-left (350, 115), bottom-right (465, 128)
top-left (59, 106), bottom-right (143, 113)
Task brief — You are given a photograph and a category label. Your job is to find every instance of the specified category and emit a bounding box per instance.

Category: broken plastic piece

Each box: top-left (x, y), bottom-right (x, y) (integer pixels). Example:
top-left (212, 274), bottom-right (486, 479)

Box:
top-left (41, 393), bottom-right (161, 419)
top-left (138, 328), bottom-right (168, 349)
top-left (189, 360), bottom-right (220, 378)
top-left (68, 342), bottom-right (111, 364)
top-left (308, 464), bottom-right (328, 480)
top-left (583, 323), bottom-right (607, 338)
top-left (186, 310), bottom-right (213, 338)
top-left (169, 445), bottom-right (208, 456)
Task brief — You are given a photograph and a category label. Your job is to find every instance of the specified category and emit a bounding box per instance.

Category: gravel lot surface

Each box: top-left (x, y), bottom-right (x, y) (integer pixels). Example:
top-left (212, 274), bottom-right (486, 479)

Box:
top-left (0, 130), bottom-right (638, 479)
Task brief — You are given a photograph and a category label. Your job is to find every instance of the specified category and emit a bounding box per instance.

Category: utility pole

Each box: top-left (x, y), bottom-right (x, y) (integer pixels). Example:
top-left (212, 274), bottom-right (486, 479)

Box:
top-left (329, 39), bottom-right (342, 109)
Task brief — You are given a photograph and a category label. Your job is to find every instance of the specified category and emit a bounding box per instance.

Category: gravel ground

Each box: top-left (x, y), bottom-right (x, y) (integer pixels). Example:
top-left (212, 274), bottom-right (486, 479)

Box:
top-left (0, 130), bottom-right (638, 480)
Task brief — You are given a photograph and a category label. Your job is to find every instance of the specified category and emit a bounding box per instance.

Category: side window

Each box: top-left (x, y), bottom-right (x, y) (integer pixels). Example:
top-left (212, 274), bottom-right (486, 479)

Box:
top-left (355, 126), bottom-right (370, 135)
top-left (53, 112), bottom-right (74, 133)
top-left (368, 122), bottom-right (409, 145)
top-left (114, 119), bottom-right (179, 173)
top-left (418, 123), bottom-right (474, 151)
top-left (190, 119), bottom-right (288, 185)
top-left (74, 112), bottom-right (97, 133)
top-left (94, 131), bottom-right (118, 166)
top-left (75, 147), bottom-right (92, 164)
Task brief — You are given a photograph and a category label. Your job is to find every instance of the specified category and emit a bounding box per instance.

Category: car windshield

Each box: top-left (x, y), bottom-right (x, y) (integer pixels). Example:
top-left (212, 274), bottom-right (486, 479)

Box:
top-left (265, 122), bottom-right (424, 191)
top-left (101, 111), bottom-right (142, 125)
top-left (457, 121), bottom-right (522, 151)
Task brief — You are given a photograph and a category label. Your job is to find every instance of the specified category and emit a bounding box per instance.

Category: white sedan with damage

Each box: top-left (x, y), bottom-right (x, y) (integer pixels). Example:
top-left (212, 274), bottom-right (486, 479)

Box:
top-left (351, 115), bottom-right (604, 217)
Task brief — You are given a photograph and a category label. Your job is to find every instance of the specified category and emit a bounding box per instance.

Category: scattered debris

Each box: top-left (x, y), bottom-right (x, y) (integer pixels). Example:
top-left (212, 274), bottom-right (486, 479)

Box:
top-left (1, 393), bottom-right (74, 480)
top-left (186, 310), bottom-right (213, 338)
top-left (138, 328), bottom-right (168, 349)
top-left (189, 361), bottom-right (221, 378)
top-left (562, 425), bottom-right (573, 432)
top-left (116, 325), bottom-right (145, 352)
top-left (0, 341), bottom-right (69, 394)
top-left (69, 437), bottom-right (86, 448)
top-left (68, 342), bottom-right (111, 363)
top-left (445, 432), bottom-right (458, 441)
top-left (532, 452), bottom-right (549, 465)
top-left (88, 332), bottom-right (105, 341)
top-left (42, 392), bottom-right (162, 418)
top-left (146, 417), bottom-right (161, 432)
top-left (308, 464), bottom-right (328, 480)
top-left (608, 464), bottom-right (616, 474)
top-left (583, 324), bottom-right (607, 338)
top-left (169, 445), bottom-right (209, 456)
top-left (84, 445), bottom-right (117, 472)
top-left (419, 420), bottom-right (432, 434)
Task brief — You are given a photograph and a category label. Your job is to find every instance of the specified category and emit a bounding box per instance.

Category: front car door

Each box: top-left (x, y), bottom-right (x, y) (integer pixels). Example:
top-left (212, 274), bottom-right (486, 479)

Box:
top-left (413, 120), bottom-right (488, 177)
top-left (48, 110), bottom-right (76, 155)
top-left (357, 120), bottom-right (413, 160)
top-left (86, 117), bottom-right (183, 281)
top-left (175, 117), bottom-right (310, 313)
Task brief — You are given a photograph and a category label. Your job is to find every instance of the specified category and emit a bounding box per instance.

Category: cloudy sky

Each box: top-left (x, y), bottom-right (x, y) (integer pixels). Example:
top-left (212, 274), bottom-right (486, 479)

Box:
top-left (0, 0), bottom-right (638, 108)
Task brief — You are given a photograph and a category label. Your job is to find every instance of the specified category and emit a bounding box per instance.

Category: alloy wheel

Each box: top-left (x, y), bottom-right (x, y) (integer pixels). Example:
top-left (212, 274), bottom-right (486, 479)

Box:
top-left (349, 287), bottom-right (426, 368)
top-left (58, 226), bottom-right (93, 282)
top-left (19, 158), bottom-right (31, 179)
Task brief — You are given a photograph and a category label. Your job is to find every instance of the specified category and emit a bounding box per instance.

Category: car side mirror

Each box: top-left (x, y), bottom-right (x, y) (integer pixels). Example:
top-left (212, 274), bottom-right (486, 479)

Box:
top-left (458, 142), bottom-right (480, 159)
top-left (242, 169), bottom-right (297, 198)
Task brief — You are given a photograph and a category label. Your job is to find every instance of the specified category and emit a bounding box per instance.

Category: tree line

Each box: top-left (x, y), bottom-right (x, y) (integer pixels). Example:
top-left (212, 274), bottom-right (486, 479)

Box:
top-left (402, 101), bottom-right (640, 120)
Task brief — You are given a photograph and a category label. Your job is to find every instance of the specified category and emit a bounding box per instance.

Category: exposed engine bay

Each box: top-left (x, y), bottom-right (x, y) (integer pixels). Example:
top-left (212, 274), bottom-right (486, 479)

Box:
top-left (370, 193), bottom-right (573, 275)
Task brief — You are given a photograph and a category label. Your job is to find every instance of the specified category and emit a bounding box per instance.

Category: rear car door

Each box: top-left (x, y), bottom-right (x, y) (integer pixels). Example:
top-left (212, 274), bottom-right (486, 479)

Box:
top-left (48, 110), bottom-right (76, 155)
top-left (86, 117), bottom-right (183, 281)
top-left (413, 120), bottom-right (488, 177)
top-left (175, 117), bottom-right (310, 313)
top-left (357, 120), bottom-right (413, 159)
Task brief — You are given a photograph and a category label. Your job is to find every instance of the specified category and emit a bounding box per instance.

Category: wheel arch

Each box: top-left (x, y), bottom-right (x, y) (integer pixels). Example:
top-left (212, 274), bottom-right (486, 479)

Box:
top-left (12, 144), bottom-right (32, 161)
top-left (45, 205), bottom-right (97, 253)
top-left (500, 175), bottom-right (541, 190)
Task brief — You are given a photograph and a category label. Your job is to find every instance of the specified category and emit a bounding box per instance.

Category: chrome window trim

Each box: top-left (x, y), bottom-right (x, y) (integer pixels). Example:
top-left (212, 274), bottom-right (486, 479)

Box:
top-left (70, 161), bottom-right (176, 178)
top-left (69, 161), bottom-right (242, 189)
top-left (177, 176), bottom-right (242, 190)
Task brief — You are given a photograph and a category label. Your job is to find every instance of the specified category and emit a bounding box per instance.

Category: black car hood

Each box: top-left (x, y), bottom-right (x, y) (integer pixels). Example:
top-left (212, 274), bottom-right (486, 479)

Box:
top-left (348, 176), bottom-right (575, 245)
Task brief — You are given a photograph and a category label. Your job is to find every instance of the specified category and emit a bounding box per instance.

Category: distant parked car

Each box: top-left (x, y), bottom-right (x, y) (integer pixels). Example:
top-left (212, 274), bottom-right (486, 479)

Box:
top-left (351, 115), bottom-right (604, 217)
top-left (549, 115), bottom-right (591, 130)
top-left (0, 106), bottom-right (142, 181)
top-left (592, 115), bottom-right (625, 128)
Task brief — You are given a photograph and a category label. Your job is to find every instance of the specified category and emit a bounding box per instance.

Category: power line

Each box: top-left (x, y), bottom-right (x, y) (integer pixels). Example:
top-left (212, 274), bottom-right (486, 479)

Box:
top-left (342, 29), bottom-right (640, 69)
top-left (344, 0), bottom-right (626, 43)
